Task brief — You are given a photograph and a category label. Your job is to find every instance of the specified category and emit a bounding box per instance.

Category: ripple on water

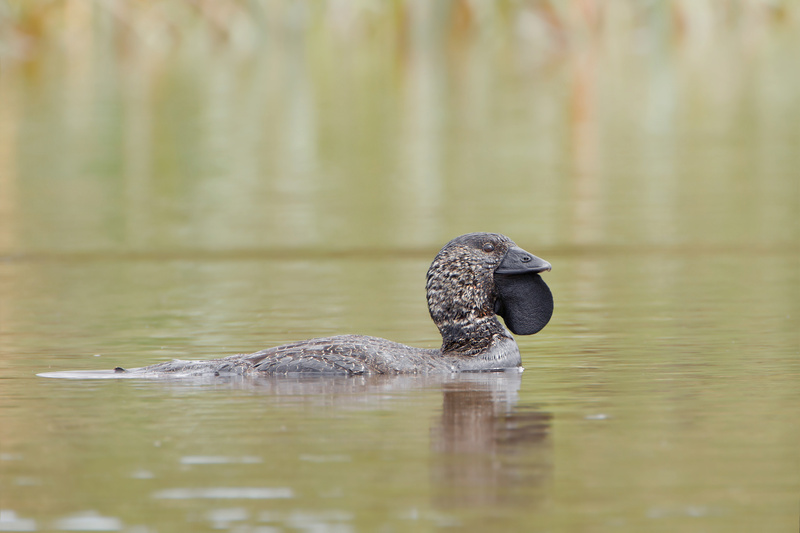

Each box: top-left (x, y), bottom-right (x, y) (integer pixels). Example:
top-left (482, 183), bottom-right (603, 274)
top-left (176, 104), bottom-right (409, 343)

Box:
top-left (206, 507), bottom-right (250, 529)
top-left (152, 488), bottom-right (293, 500)
top-left (180, 456), bottom-right (262, 465)
top-left (52, 511), bottom-right (122, 531)
top-left (0, 510), bottom-right (36, 532)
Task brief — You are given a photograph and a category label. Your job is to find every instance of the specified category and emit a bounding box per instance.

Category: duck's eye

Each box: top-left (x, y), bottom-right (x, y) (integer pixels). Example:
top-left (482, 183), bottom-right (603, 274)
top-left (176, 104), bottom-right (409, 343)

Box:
top-left (482, 243), bottom-right (495, 253)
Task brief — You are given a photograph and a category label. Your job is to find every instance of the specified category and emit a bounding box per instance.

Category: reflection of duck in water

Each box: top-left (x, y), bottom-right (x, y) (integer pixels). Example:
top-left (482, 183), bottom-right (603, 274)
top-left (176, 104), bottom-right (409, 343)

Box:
top-left (114, 233), bottom-right (551, 376)
top-left (431, 375), bottom-right (552, 508)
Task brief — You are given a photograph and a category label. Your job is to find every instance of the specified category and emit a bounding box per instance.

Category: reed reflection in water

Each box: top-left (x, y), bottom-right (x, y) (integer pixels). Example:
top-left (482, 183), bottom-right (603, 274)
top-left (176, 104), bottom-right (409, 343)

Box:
top-left (0, 1), bottom-right (797, 253)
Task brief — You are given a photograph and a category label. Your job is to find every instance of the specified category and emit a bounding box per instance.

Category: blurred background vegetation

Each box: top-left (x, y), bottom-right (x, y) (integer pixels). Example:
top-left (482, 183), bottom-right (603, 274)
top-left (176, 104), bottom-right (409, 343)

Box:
top-left (1, 1), bottom-right (796, 61)
top-left (0, 0), bottom-right (797, 254)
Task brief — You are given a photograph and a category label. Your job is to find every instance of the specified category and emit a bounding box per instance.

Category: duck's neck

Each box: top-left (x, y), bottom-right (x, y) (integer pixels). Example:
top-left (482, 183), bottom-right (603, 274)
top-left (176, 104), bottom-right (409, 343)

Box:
top-left (436, 315), bottom-right (510, 356)
top-left (426, 257), bottom-right (509, 356)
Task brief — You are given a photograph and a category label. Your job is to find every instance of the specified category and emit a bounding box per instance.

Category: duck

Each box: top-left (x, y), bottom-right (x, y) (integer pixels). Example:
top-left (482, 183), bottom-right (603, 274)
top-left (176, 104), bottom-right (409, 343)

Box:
top-left (117, 233), bottom-right (553, 376)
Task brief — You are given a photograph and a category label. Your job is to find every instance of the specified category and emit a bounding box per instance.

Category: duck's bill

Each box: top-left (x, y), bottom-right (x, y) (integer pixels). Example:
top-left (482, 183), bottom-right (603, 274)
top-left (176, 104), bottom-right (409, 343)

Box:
top-left (494, 246), bottom-right (551, 275)
top-left (493, 246), bottom-right (553, 335)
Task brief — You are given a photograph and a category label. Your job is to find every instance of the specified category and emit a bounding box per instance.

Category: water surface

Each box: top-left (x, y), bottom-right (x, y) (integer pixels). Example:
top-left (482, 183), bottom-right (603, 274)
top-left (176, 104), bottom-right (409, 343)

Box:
top-left (1, 3), bottom-right (799, 532)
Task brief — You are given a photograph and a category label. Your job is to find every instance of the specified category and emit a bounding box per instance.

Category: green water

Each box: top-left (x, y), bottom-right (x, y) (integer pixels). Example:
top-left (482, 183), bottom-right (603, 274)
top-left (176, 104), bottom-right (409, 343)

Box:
top-left (1, 6), bottom-right (799, 532)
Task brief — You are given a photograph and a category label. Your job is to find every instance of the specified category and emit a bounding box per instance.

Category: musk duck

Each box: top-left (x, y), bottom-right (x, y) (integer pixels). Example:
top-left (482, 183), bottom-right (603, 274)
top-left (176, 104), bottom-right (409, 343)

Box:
top-left (115, 232), bottom-right (553, 376)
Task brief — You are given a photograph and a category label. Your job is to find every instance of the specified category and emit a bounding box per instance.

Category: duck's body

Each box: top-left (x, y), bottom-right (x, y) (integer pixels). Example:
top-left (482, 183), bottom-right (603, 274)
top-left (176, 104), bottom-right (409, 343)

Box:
top-left (127, 334), bottom-right (522, 376)
top-left (114, 233), bottom-right (554, 377)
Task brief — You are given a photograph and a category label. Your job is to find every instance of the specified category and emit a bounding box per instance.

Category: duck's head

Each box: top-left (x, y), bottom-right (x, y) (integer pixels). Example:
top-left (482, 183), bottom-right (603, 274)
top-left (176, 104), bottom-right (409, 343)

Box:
top-left (426, 233), bottom-right (553, 354)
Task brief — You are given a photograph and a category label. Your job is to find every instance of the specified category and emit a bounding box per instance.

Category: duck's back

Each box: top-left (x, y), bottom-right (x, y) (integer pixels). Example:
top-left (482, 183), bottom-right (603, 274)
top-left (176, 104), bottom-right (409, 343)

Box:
top-left (126, 335), bottom-right (443, 376)
top-left (244, 335), bottom-right (443, 374)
